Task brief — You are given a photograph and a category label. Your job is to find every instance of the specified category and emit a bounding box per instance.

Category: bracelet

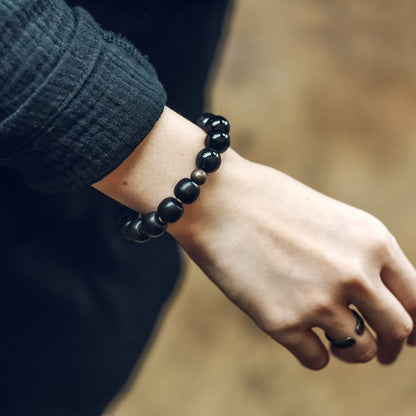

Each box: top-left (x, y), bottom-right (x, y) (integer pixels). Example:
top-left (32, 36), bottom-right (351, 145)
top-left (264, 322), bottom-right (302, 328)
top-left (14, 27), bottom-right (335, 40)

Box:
top-left (120, 113), bottom-right (231, 243)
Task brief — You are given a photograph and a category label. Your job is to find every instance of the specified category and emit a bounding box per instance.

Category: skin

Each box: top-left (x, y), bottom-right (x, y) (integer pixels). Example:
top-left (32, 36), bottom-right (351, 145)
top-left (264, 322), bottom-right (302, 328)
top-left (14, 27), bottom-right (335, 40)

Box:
top-left (94, 106), bottom-right (416, 370)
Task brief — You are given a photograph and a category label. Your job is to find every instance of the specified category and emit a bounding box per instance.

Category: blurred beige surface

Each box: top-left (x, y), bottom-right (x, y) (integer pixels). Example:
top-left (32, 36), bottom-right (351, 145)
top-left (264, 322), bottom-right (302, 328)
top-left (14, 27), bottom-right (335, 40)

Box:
top-left (105, 1), bottom-right (416, 415)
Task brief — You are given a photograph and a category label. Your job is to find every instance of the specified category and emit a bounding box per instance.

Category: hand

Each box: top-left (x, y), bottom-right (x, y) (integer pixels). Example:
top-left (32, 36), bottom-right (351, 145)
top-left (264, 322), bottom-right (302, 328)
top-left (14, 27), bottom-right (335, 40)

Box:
top-left (94, 107), bottom-right (416, 370)
top-left (170, 150), bottom-right (416, 369)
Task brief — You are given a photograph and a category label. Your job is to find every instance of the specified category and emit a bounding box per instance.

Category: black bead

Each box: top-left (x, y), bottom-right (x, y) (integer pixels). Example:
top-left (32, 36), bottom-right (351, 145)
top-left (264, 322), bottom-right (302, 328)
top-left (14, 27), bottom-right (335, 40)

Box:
top-left (204, 115), bottom-right (230, 134)
top-left (157, 197), bottom-right (184, 223)
top-left (205, 130), bottom-right (230, 153)
top-left (196, 113), bottom-right (214, 131)
top-left (196, 148), bottom-right (221, 173)
top-left (174, 178), bottom-right (200, 204)
top-left (121, 218), bottom-right (150, 243)
top-left (141, 211), bottom-right (167, 237)
top-left (116, 208), bottom-right (137, 227)
top-left (120, 218), bottom-right (134, 240)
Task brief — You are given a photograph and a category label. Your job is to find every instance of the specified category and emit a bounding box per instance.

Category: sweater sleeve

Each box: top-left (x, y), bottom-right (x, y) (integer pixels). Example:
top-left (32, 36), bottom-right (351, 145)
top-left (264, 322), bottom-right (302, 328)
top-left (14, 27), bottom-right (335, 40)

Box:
top-left (0, 0), bottom-right (167, 192)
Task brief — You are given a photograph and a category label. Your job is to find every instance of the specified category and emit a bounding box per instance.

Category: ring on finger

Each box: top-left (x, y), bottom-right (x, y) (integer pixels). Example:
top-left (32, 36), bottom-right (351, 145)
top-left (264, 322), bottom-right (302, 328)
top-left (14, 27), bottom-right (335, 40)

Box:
top-left (324, 310), bottom-right (365, 349)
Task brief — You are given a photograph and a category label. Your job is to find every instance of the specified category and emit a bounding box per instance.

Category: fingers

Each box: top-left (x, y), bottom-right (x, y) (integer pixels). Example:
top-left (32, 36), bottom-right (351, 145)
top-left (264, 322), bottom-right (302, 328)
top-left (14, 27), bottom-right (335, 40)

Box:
top-left (278, 284), bottom-right (413, 368)
top-left (320, 308), bottom-right (377, 363)
top-left (272, 330), bottom-right (329, 370)
top-left (270, 307), bottom-right (377, 369)
top-left (351, 283), bottom-right (413, 364)
top-left (269, 295), bottom-right (409, 368)
top-left (379, 241), bottom-right (416, 346)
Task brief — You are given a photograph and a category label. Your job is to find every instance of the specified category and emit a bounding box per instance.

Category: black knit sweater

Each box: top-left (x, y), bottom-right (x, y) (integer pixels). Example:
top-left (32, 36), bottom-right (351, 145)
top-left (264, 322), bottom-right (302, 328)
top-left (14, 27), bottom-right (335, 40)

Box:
top-left (0, 0), bottom-right (166, 192)
top-left (0, 1), bottom-right (231, 414)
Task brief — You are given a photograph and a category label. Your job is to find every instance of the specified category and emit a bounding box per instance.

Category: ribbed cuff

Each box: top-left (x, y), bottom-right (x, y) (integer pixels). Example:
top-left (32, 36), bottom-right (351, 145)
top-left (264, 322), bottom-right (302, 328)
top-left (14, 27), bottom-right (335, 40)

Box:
top-left (0, 2), bottom-right (166, 192)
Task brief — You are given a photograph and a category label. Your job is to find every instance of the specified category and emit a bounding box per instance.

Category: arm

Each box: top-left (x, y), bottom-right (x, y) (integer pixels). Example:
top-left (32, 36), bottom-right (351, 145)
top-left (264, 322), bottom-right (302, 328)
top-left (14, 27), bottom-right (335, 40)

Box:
top-left (95, 106), bottom-right (416, 369)
top-left (3, 0), bottom-right (415, 370)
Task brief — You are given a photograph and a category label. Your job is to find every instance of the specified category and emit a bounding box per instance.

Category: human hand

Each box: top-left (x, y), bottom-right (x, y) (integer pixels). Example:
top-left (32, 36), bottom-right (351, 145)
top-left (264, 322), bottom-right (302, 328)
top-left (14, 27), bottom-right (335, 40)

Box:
top-left (170, 150), bottom-right (416, 369)
top-left (94, 107), bottom-right (416, 369)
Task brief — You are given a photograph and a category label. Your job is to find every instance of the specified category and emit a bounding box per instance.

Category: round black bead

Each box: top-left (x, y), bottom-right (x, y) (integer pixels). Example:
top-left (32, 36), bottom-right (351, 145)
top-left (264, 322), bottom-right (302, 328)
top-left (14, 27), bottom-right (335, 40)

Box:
top-left (204, 115), bottom-right (230, 134)
top-left (120, 218), bottom-right (134, 240)
top-left (157, 197), bottom-right (184, 223)
top-left (174, 178), bottom-right (200, 204)
top-left (121, 218), bottom-right (150, 243)
top-left (141, 211), bottom-right (167, 237)
top-left (116, 208), bottom-right (136, 227)
top-left (196, 148), bottom-right (221, 173)
top-left (196, 113), bottom-right (214, 131)
top-left (205, 130), bottom-right (230, 153)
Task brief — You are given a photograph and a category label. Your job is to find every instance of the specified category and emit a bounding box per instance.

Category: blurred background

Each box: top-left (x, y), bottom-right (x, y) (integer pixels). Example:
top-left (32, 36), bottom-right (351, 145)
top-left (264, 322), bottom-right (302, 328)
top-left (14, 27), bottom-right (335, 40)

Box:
top-left (105, 0), bottom-right (416, 415)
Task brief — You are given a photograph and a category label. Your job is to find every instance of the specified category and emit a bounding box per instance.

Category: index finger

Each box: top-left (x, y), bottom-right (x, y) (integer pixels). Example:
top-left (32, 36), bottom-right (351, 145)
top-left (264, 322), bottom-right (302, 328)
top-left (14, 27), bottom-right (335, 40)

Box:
top-left (379, 238), bottom-right (416, 345)
top-left (351, 282), bottom-right (413, 364)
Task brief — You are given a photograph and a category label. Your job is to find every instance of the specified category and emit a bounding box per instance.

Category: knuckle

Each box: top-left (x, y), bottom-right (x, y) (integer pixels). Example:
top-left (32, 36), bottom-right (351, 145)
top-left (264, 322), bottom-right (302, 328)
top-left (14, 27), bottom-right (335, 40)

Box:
top-left (342, 269), bottom-right (373, 296)
top-left (314, 302), bottom-right (338, 319)
top-left (342, 271), bottom-right (363, 290)
top-left (352, 213), bottom-right (396, 261)
top-left (367, 220), bottom-right (394, 259)
top-left (260, 311), bottom-right (303, 338)
top-left (390, 320), bottom-right (413, 343)
top-left (256, 310), bottom-right (280, 334)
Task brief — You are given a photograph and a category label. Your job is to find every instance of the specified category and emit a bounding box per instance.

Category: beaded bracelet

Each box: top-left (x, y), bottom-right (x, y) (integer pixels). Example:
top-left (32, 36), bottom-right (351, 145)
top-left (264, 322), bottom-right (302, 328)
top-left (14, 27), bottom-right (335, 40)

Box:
top-left (120, 113), bottom-right (231, 243)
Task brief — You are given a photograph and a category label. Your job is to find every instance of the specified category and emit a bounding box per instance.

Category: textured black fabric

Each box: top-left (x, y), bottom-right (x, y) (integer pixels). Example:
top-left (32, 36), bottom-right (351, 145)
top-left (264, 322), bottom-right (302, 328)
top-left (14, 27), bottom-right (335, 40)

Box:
top-left (0, 0), bottom-right (166, 192)
top-left (70, 0), bottom-right (233, 122)
top-left (0, 0), bottom-right (232, 414)
top-left (0, 186), bottom-right (182, 415)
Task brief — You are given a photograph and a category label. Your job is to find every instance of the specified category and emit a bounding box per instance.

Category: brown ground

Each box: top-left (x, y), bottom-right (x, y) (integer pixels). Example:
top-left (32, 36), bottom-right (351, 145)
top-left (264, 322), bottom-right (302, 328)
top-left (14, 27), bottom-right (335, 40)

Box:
top-left (105, 1), bottom-right (416, 415)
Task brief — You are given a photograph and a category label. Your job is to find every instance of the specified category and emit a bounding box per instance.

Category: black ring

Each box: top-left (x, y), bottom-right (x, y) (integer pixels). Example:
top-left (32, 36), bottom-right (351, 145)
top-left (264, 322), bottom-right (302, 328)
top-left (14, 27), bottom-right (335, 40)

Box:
top-left (325, 310), bottom-right (365, 348)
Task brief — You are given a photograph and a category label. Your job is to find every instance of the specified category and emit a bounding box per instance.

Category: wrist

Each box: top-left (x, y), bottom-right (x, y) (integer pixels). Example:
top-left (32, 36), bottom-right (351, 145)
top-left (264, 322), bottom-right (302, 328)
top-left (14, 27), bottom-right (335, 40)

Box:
top-left (93, 106), bottom-right (237, 244)
top-left (167, 148), bottom-right (246, 244)
top-left (93, 106), bottom-right (206, 212)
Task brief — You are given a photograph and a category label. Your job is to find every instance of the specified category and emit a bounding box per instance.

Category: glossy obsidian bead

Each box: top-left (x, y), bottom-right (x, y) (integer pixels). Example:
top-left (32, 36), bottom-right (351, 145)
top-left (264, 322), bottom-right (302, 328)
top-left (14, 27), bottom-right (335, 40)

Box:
top-left (196, 148), bottom-right (221, 173)
top-left (120, 219), bottom-right (135, 240)
top-left (204, 115), bottom-right (230, 134)
top-left (141, 211), bottom-right (167, 237)
top-left (121, 218), bottom-right (150, 243)
top-left (157, 197), bottom-right (184, 223)
top-left (196, 113), bottom-right (214, 131)
top-left (174, 178), bottom-right (200, 204)
top-left (190, 168), bottom-right (207, 185)
top-left (205, 130), bottom-right (230, 153)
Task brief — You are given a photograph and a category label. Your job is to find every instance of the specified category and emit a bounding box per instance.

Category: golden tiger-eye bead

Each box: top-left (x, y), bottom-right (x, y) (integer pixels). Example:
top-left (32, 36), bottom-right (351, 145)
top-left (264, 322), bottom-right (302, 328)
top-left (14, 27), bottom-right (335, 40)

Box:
top-left (190, 168), bottom-right (208, 185)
